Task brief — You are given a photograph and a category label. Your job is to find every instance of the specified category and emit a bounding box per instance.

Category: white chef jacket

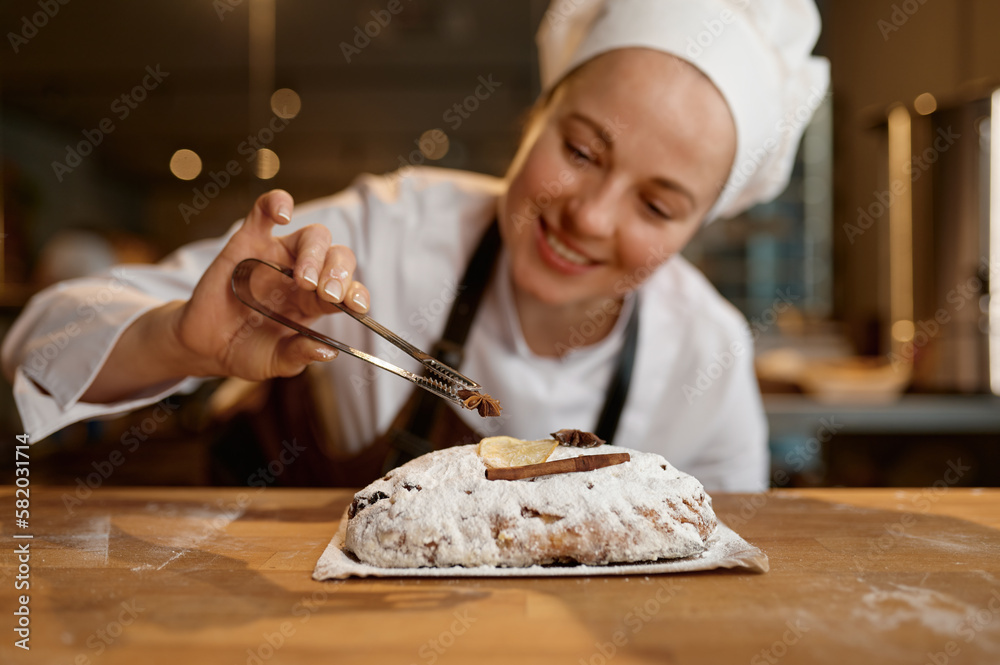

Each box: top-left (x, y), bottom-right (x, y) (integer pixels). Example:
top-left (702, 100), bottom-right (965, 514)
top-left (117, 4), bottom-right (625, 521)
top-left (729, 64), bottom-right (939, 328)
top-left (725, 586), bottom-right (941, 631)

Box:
top-left (2, 167), bottom-right (768, 491)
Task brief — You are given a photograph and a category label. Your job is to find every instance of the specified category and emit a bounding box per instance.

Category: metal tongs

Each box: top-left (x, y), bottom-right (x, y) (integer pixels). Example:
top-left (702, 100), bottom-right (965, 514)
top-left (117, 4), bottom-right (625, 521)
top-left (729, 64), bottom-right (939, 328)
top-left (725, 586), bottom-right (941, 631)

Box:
top-left (231, 258), bottom-right (482, 407)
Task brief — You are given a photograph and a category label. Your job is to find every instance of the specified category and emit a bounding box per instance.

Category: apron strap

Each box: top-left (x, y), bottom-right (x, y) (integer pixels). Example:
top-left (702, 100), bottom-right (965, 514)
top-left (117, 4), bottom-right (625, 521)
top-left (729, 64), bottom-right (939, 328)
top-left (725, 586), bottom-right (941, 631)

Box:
top-left (433, 223), bottom-right (503, 371)
top-left (593, 297), bottom-right (639, 445)
top-left (381, 222), bottom-right (503, 472)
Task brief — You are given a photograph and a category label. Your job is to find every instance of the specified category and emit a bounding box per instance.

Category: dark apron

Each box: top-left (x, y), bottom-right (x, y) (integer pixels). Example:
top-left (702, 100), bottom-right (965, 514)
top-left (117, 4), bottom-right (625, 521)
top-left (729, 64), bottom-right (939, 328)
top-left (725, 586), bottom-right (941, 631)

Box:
top-left (209, 222), bottom-right (639, 488)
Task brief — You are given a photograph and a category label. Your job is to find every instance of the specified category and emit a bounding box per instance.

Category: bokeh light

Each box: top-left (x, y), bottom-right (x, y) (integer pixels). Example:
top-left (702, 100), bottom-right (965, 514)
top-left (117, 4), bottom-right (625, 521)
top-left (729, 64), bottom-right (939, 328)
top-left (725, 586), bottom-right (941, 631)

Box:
top-left (914, 92), bottom-right (937, 116)
top-left (419, 129), bottom-right (449, 160)
top-left (892, 319), bottom-right (915, 343)
top-left (254, 148), bottom-right (280, 179)
top-left (169, 149), bottom-right (202, 180)
top-left (271, 88), bottom-right (301, 119)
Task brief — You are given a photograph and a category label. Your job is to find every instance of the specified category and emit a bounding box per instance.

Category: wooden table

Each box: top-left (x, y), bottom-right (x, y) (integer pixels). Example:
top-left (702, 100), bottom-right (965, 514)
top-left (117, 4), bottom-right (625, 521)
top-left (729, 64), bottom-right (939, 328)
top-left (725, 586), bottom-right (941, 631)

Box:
top-left (2, 487), bottom-right (999, 665)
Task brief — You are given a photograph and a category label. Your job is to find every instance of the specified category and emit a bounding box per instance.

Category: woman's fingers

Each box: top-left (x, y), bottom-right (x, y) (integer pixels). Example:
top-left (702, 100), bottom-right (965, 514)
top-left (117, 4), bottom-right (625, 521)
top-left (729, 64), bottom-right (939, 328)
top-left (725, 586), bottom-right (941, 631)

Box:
top-left (272, 335), bottom-right (338, 378)
top-left (287, 224), bottom-right (332, 291)
top-left (316, 245), bottom-right (357, 304)
top-left (273, 232), bottom-right (372, 319)
top-left (344, 281), bottom-right (370, 314)
top-left (241, 190), bottom-right (295, 240)
top-left (315, 245), bottom-right (369, 313)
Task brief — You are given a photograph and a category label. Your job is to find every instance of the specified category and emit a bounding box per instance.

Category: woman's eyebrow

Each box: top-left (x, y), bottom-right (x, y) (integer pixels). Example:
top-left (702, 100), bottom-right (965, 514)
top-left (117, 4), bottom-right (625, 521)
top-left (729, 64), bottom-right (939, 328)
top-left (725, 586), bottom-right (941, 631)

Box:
top-left (650, 177), bottom-right (696, 207)
top-left (565, 112), bottom-right (697, 207)
top-left (565, 112), bottom-right (611, 141)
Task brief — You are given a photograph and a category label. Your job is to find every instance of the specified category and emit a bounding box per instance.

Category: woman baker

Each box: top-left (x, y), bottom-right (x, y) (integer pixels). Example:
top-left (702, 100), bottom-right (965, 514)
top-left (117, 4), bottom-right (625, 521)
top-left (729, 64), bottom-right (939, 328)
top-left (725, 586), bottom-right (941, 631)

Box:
top-left (3, 0), bottom-right (828, 491)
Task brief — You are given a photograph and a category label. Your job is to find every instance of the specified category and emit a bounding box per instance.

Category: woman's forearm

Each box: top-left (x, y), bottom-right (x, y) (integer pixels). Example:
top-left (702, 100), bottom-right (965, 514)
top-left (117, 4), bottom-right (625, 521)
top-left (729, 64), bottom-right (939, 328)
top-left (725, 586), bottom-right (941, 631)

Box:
top-left (80, 300), bottom-right (205, 404)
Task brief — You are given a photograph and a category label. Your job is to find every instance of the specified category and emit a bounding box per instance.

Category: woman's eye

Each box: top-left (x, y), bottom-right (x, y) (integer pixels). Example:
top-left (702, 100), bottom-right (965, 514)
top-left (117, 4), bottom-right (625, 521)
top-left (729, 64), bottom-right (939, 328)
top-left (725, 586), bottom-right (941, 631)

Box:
top-left (645, 200), bottom-right (672, 220)
top-left (564, 140), bottom-right (592, 163)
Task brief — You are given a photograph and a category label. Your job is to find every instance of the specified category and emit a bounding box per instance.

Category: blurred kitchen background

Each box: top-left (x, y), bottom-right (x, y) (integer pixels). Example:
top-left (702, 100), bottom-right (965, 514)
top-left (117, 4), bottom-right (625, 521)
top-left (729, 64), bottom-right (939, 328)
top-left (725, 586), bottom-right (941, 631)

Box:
top-left (1, 0), bottom-right (998, 488)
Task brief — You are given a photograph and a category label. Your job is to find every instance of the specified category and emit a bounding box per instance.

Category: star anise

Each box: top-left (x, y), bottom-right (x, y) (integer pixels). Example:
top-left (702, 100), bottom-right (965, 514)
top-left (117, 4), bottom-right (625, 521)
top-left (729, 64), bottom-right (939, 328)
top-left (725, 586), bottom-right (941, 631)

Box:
top-left (456, 389), bottom-right (502, 418)
top-left (551, 429), bottom-right (605, 448)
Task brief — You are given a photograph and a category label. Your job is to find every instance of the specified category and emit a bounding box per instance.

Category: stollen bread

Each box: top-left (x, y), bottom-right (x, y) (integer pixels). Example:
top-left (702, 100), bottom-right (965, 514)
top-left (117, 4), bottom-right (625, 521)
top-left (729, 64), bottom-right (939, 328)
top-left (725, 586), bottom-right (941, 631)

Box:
top-left (345, 443), bottom-right (717, 568)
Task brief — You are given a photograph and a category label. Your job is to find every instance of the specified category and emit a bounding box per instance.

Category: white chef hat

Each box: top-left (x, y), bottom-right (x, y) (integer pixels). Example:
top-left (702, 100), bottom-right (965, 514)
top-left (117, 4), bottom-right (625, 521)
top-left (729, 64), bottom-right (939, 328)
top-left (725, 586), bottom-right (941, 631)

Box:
top-left (537, 0), bottom-right (830, 222)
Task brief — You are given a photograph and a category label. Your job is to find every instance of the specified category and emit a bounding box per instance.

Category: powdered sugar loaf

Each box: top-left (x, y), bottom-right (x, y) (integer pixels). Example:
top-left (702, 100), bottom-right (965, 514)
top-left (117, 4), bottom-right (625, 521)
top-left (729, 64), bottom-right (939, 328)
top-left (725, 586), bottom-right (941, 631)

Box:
top-left (345, 444), bottom-right (717, 568)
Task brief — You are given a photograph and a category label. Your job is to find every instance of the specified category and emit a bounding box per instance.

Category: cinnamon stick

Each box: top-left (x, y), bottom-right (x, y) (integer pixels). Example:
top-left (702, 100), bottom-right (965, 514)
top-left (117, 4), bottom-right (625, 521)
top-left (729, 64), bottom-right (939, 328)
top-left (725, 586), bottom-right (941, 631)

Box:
top-left (485, 453), bottom-right (631, 481)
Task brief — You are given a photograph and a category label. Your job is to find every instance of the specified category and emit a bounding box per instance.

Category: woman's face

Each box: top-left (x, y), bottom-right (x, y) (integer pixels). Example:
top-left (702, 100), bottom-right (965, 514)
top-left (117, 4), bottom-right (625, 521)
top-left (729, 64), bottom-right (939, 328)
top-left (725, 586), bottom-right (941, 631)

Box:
top-left (499, 48), bottom-right (737, 309)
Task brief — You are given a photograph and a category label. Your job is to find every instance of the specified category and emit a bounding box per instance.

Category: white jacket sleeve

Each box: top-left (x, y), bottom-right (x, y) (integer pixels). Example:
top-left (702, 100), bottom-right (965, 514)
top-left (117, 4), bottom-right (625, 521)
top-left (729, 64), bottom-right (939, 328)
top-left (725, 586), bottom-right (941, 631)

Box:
top-left (1, 235), bottom-right (229, 443)
top-left (0, 169), bottom-right (387, 444)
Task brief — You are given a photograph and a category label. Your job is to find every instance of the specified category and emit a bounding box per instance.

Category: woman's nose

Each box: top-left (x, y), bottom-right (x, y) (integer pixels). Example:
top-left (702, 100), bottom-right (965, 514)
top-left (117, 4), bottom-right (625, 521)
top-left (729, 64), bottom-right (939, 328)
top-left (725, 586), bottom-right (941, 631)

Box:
top-left (563, 177), bottom-right (618, 238)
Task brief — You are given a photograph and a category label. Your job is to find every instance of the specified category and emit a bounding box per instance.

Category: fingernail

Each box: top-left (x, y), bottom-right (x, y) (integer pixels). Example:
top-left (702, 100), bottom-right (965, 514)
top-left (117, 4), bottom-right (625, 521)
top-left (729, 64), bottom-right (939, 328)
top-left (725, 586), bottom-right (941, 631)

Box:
top-left (351, 290), bottom-right (369, 312)
top-left (277, 206), bottom-right (291, 222)
top-left (315, 347), bottom-right (337, 361)
top-left (324, 279), bottom-right (344, 302)
top-left (303, 267), bottom-right (319, 287)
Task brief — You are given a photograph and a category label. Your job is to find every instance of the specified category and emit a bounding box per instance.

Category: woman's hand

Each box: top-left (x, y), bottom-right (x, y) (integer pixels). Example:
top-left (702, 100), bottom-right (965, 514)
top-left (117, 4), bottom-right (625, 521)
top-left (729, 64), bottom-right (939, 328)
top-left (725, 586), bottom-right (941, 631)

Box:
top-left (82, 190), bottom-right (369, 403)
top-left (174, 189), bottom-right (370, 381)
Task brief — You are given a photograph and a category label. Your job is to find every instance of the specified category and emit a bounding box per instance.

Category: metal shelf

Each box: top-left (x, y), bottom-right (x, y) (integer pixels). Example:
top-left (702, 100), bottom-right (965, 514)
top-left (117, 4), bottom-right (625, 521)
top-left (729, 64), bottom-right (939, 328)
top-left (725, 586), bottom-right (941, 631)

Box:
top-left (764, 393), bottom-right (1000, 439)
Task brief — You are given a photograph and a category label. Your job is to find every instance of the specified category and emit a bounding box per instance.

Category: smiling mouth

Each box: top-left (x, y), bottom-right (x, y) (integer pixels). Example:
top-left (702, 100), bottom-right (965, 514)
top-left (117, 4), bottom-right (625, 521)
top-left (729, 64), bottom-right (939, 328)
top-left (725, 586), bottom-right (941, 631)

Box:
top-left (541, 222), bottom-right (595, 267)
